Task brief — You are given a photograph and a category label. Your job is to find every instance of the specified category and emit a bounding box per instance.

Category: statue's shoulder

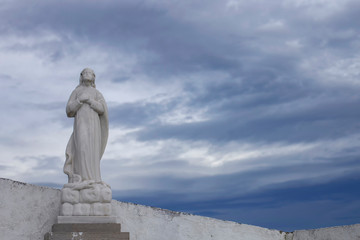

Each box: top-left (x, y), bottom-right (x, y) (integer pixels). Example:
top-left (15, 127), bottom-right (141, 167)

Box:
top-left (68, 86), bottom-right (80, 98)
top-left (95, 88), bottom-right (105, 99)
top-left (72, 85), bottom-right (82, 93)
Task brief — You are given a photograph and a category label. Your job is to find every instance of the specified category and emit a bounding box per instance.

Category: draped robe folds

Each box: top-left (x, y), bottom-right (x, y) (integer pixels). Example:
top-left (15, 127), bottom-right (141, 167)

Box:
top-left (64, 85), bottom-right (108, 183)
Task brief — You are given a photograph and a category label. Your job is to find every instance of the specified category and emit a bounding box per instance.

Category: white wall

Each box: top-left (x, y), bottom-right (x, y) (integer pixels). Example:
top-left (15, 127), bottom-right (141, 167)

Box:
top-left (1, 178), bottom-right (359, 240)
top-left (113, 201), bottom-right (286, 240)
top-left (0, 178), bottom-right (60, 240)
top-left (292, 224), bottom-right (360, 240)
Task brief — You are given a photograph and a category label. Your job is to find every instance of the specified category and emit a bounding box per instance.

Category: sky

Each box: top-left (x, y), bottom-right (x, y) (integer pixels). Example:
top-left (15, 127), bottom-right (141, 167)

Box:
top-left (1, 0), bottom-right (360, 232)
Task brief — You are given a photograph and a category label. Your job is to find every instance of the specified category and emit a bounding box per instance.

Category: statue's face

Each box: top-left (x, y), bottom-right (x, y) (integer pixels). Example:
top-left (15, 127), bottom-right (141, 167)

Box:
top-left (81, 70), bottom-right (94, 86)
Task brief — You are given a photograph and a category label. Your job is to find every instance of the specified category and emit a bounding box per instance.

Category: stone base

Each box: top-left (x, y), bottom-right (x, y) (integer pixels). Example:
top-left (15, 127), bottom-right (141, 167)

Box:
top-left (44, 223), bottom-right (129, 240)
top-left (58, 216), bottom-right (118, 224)
top-left (60, 181), bottom-right (112, 216)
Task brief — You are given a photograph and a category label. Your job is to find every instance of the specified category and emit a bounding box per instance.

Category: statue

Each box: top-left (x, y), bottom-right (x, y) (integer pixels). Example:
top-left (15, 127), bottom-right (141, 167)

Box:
top-left (59, 68), bottom-right (112, 218)
top-left (64, 68), bottom-right (109, 183)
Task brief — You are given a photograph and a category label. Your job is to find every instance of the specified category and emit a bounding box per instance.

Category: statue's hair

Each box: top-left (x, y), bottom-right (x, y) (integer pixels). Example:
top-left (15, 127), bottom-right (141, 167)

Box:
top-left (79, 68), bottom-right (96, 88)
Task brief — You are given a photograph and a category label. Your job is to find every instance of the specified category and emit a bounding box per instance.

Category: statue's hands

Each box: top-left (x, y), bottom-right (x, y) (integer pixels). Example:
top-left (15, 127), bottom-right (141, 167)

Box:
top-left (87, 99), bottom-right (96, 107)
top-left (78, 94), bottom-right (90, 104)
top-left (77, 93), bottom-right (100, 112)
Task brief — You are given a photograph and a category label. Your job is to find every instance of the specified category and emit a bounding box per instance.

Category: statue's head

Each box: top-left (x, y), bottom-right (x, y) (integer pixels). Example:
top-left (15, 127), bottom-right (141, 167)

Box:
top-left (79, 68), bottom-right (96, 88)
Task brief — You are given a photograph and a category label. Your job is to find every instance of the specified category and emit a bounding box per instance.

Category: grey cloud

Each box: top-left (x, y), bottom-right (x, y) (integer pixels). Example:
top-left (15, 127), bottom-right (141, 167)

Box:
top-left (35, 156), bottom-right (63, 170)
top-left (0, 1), bottom-right (245, 77)
top-left (109, 100), bottom-right (172, 127)
top-left (2, 0), bottom-right (357, 84)
top-left (0, 136), bottom-right (27, 147)
top-left (113, 150), bottom-right (360, 202)
top-left (16, 155), bottom-right (63, 171)
top-left (23, 102), bottom-right (71, 128)
top-left (135, 99), bottom-right (360, 143)
top-left (0, 165), bottom-right (9, 171)
top-left (111, 76), bottom-right (132, 83)
top-left (30, 102), bottom-right (64, 111)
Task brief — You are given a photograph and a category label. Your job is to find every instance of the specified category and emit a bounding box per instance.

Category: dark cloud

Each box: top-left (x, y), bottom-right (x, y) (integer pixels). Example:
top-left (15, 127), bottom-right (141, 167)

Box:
top-left (136, 109), bottom-right (360, 144)
top-left (133, 73), bottom-right (360, 142)
top-left (114, 172), bottom-right (360, 231)
top-left (0, 0), bottom-right (245, 76)
top-left (112, 150), bottom-right (360, 202)
top-left (1, 0), bottom-right (357, 83)
top-left (109, 99), bottom-right (176, 127)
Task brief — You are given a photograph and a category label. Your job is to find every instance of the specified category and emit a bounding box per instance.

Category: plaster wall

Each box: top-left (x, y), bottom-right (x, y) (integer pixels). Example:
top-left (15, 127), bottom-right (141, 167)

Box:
top-left (112, 200), bottom-right (286, 240)
top-left (292, 224), bottom-right (360, 240)
top-left (0, 178), bottom-right (61, 240)
top-left (1, 178), bottom-right (359, 240)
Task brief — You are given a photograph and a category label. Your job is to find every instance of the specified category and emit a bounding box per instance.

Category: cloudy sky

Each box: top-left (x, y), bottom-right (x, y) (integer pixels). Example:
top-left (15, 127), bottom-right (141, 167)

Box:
top-left (1, 0), bottom-right (360, 232)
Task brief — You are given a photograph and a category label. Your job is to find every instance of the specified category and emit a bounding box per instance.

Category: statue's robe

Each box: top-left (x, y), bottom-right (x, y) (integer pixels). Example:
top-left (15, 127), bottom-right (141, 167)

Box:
top-left (64, 85), bottom-right (108, 183)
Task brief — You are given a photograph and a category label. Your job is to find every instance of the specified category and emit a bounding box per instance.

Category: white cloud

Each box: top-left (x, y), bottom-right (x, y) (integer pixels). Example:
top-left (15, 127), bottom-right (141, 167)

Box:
top-left (285, 39), bottom-right (303, 49)
top-left (300, 54), bottom-right (360, 87)
top-left (282, 0), bottom-right (353, 20)
top-left (258, 19), bottom-right (286, 32)
top-left (226, 0), bottom-right (243, 11)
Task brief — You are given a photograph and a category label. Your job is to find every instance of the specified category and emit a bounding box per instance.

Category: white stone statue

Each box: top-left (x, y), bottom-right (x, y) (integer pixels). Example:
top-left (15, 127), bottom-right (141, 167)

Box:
top-left (60, 68), bottom-right (112, 218)
top-left (64, 68), bottom-right (109, 183)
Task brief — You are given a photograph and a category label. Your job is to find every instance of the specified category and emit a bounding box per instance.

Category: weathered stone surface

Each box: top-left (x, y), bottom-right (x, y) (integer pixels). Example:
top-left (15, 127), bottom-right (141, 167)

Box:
top-left (57, 216), bottom-right (118, 224)
top-left (73, 203), bottom-right (90, 216)
top-left (292, 224), bottom-right (360, 240)
top-left (100, 186), bottom-right (112, 203)
top-left (0, 178), bottom-right (60, 240)
top-left (44, 232), bottom-right (129, 240)
top-left (52, 223), bottom-right (121, 233)
top-left (60, 203), bottom-right (73, 216)
top-left (61, 188), bottom-right (79, 204)
top-left (91, 202), bottom-right (111, 216)
top-left (45, 223), bottom-right (129, 240)
top-left (80, 186), bottom-right (101, 203)
top-left (60, 183), bottom-right (112, 216)
top-left (112, 200), bottom-right (288, 240)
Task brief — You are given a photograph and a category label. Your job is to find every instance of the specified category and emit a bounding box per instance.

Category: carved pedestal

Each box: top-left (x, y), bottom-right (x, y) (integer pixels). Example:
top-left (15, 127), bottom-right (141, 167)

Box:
top-left (44, 223), bottom-right (129, 240)
top-left (61, 181), bottom-right (112, 216)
